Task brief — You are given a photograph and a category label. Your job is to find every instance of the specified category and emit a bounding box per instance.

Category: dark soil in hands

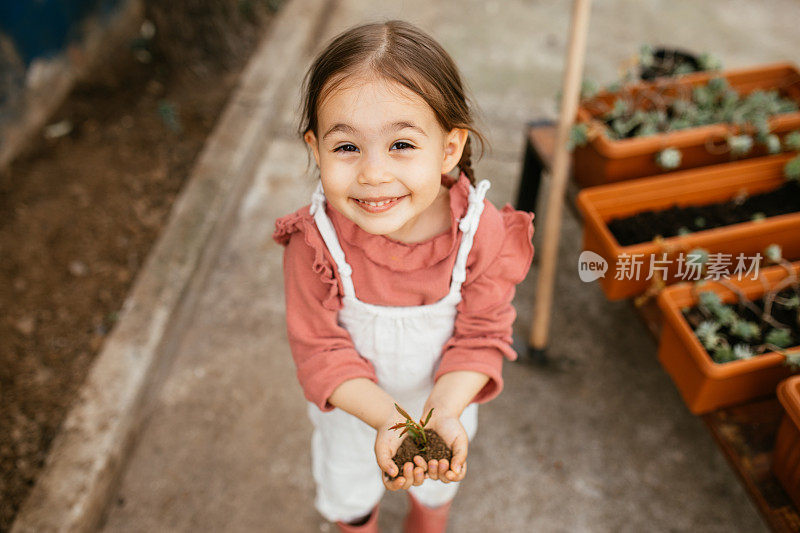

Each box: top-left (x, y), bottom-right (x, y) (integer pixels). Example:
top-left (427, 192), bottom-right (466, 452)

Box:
top-left (389, 429), bottom-right (452, 480)
top-left (608, 181), bottom-right (800, 246)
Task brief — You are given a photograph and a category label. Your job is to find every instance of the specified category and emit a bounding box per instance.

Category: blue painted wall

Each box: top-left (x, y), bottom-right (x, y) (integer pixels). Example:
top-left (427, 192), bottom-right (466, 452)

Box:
top-left (0, 0), bottom-right (124, 66)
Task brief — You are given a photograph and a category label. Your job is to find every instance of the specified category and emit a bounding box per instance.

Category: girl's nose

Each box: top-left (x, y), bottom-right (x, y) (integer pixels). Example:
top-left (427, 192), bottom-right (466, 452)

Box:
top-left (357, 154), bottom-right (392, 186)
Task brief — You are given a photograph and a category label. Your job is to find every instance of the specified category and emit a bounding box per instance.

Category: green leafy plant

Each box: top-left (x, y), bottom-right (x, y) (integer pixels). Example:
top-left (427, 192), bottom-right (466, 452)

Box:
top-left (390, 403), bottom-right (434, 453)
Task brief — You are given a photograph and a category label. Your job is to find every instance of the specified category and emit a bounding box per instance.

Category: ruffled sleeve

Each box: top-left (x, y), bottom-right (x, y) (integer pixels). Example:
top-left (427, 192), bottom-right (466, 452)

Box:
top-left (434, 201), bottom-right (535, 404)
top-left (273, 207), bottom-right (378, 411)
top-left (273, 206), bottom-right (343, 312)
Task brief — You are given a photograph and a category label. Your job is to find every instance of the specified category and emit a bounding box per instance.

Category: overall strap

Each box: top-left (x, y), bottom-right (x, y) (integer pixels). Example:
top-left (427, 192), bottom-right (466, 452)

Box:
top-left (449, 179), bottom-right (491, 295)
top-left (309, 182), bottom-right (356, 299)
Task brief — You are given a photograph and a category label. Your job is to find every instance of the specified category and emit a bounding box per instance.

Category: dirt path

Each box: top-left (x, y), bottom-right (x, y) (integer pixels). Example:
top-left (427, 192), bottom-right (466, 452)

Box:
top-left (0, 2), bottom-right (281, 529)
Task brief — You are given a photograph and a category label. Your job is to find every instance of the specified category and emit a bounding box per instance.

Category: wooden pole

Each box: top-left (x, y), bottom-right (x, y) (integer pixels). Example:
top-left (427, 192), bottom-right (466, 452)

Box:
top-left (529, 0), bottom-right (592, 355)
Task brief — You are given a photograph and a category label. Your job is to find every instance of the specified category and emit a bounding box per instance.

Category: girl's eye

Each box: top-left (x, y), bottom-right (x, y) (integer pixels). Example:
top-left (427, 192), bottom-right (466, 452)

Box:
top-left (333, 144), bottom-right (358, 153)
top-left (392, 141), bottom-right (414, 150)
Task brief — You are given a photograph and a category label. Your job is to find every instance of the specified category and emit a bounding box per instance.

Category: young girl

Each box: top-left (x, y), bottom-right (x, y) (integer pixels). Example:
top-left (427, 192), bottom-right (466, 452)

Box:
top-left (273, 20), bottom-right (534, 533)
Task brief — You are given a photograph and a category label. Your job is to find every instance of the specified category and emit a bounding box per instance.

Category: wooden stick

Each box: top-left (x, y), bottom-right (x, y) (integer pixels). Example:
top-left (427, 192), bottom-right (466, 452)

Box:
top-left (530, 0), bottom-right (592, 351)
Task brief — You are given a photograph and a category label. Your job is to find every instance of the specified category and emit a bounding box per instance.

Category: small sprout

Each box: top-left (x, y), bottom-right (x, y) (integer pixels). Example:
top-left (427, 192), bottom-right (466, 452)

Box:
top-left (712, 344), bottom-right (734, 363)
top-left (783, 130), bottom-right (800, 151)
top-left (610, 99), bottom-right (630, 118)
top-left (750, 212), bottom-right (766, 222)
top-left (784, 154), bottom-right (800, 182)
top-left (707, 77), bottom-right (729, 92)
top-left (730, 320), bottom-right (760, 342)
top-left (727, 134), bottom-right (753, 157)
top-left (656, 147), bottom-right (682, 170)
top-left (567, 123), bottom-right (590, 151)
top-left (733, 343), bottom-right (756, 360)
top-left (786, 351), bottom-right (800, 369)
top-left (693, 216), bottom-right (706, 228)
top-left (677, 226), bottom-right (692, 236)
top-left (673, 63), bottom-right (696, 77)
top-left (693, 85), bottom-right (714, 108)
top-left (765, 244), bottom-right (783, 263)
top-left (697, 53), bottom-right (723, 71)
top-left (765, 328), bottom-right (794, 349)
top-left (763, 134), bottom-right (782, 154)
top-left (696, 320), bottom-right (722, 349)
top-left (713, 305), bottom-right (738, 327)
top-left (698, 290), bottom-right (723, 311)
top-left (390, 403), bottom-right (433, 453)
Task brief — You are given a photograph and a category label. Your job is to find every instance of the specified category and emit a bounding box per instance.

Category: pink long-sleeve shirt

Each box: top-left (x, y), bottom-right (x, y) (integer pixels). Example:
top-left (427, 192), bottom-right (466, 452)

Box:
top-left (273, 172), bottom-right (535, 411)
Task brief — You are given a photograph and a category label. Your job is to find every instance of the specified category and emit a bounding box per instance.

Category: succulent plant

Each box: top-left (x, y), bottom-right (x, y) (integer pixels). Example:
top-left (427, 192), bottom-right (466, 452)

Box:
top-left (696, 320), bottom-right (722, 349)
top-left (733, 343), bottom-right (756, 360)
top-left (655, 147), bottom-right (682, 170)
top-left (785, 155), bottom-right (800, 182)
top-left (765, 328), bottom-right (794, 349)
top-left (583, 73), bottom-right (798, 144)
top-left (730, 320), bottom-right (760, 342)
top-left (727, 134), bottom-right (753, 157)
top-left (567, 123), bottom-right (590, 150)
top-left (784, 130), bottom-right (800, 151)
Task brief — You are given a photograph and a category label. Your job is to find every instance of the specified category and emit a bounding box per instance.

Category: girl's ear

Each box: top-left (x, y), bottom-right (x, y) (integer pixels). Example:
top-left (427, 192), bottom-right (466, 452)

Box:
top-left (304, 130), bottom-right (321, 167)
top-left (441, 128), bottom-right (469, 174)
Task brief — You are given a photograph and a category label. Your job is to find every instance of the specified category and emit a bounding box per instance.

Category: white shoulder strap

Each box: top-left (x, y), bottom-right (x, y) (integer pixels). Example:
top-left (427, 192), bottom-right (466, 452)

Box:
top-left (309, 182), bottom-right (356, 299)
top-left (449, 179), bottom-right (491, 295)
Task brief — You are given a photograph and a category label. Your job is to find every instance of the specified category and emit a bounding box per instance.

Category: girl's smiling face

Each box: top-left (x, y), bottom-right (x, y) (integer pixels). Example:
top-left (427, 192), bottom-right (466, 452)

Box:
top-left (304, 75), bottom-right (467, 243)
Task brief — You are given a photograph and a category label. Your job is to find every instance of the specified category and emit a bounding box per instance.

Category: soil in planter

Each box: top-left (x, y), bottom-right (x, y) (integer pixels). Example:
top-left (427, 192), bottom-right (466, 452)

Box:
top-left (389, 429), bottom-right (452, 480)
top-left (608, 180), bottom-right (800, 246)
top-left (682, 286), bottom-right (800, 364)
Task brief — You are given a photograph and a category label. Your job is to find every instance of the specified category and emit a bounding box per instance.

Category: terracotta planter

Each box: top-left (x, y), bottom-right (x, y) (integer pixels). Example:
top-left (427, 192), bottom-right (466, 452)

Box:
top-left (773, 375), bottom-right (800, 508)
top-left (576, 154), bottom-right (800, 301)
top-left (573, 62), bottom-right (800, 187)
top-left (656, 263), bottom-right (800, 415)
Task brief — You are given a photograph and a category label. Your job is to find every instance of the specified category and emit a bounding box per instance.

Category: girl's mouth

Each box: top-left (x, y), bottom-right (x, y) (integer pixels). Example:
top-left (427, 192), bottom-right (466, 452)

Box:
top-left (351, 195), bottom-right (408, 213)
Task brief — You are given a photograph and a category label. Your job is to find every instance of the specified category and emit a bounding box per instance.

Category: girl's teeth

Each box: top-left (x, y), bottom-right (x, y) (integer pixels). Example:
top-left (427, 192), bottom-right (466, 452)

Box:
top-left (360, 198), bottom-right (392, 206)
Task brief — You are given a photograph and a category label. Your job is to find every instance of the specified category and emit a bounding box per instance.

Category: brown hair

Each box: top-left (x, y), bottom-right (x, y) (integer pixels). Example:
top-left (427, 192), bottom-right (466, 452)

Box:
top-left (299, 20), bottom-right (486, 184)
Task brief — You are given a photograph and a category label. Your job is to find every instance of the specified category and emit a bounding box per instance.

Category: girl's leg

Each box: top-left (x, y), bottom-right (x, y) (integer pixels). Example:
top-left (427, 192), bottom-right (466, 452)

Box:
top-left (403, 491), bottom-right (452, 533)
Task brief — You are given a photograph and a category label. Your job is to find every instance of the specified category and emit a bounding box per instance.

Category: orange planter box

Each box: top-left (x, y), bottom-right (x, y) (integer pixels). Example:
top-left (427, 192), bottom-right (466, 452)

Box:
top-left (656, 263), bottom-right (800, 415)
top-left (773, 375), bottom-right (800, 508)
top-left (576, 154), bottom-right (800, 300)
top-left (573, 62), bottom-right (800, 187)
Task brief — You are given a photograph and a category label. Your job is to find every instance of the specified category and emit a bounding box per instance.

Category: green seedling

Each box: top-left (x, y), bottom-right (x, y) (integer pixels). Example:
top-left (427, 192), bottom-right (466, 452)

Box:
top-left (390, 403), bottom-right (434, 453)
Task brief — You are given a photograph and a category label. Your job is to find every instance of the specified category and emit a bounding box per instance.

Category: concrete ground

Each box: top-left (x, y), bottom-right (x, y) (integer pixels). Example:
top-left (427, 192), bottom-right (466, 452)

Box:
top-left (98, 1), bottom-right (800, 531)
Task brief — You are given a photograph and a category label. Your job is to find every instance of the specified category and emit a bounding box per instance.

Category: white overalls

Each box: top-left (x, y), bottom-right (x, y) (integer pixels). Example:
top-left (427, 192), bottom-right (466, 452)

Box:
top-left (307, 178), bottom-right (491, 523)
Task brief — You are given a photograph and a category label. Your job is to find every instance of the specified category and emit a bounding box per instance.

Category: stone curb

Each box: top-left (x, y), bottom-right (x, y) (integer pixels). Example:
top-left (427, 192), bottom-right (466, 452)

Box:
top-left (10, 0), bottom-right (330, 531)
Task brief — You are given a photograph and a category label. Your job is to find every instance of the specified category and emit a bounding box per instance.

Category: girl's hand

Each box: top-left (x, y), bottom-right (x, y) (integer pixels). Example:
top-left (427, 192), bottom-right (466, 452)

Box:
top-left (374, 416), bottom-right (428, 491)
top-left (423, 408), bottom-right (468, 484)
